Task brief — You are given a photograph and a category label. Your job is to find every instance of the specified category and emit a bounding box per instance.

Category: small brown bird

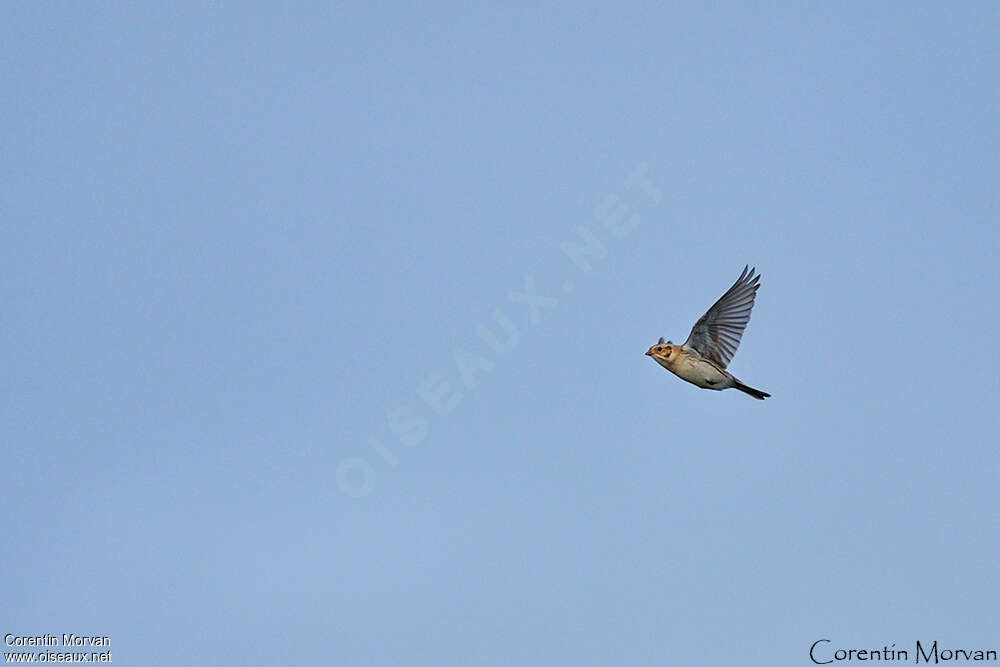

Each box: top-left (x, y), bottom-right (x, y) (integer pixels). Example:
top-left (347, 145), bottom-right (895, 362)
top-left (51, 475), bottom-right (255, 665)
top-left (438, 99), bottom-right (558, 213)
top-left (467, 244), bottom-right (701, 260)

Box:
top-left (646, 266), bottom-right (770, 400)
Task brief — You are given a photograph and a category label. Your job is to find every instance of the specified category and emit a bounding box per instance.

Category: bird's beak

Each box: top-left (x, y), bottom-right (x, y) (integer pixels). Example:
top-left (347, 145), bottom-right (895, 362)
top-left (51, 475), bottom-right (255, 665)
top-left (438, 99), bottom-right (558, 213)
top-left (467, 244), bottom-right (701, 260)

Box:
top-left (645, 350), bottom-right (652, 356)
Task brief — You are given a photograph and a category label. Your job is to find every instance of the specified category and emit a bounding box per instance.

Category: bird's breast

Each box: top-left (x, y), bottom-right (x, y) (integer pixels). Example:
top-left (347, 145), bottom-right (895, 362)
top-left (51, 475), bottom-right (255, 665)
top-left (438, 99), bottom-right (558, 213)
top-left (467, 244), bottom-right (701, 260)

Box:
top-left (669, 354), bottom-right (731, 390)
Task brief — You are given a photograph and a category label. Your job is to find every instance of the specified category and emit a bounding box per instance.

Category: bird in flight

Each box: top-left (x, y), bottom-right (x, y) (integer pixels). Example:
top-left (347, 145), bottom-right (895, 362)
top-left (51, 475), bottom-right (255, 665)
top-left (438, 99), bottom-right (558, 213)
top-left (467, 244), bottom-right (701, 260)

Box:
top-left (646, 265), bottom-right (771, 400)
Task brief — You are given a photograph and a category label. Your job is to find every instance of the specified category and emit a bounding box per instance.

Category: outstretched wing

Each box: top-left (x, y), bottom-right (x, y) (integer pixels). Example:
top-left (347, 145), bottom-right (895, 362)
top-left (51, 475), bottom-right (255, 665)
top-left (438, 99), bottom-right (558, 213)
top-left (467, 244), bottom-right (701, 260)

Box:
top-left (683, 266), bottom-right (761, 369)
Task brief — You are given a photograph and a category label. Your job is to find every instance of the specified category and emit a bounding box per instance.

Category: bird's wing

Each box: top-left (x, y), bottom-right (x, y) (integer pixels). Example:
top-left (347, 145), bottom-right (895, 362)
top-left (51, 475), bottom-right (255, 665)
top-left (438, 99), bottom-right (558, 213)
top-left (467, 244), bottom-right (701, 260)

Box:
top-left (683, 266), bottom-right (761, 369)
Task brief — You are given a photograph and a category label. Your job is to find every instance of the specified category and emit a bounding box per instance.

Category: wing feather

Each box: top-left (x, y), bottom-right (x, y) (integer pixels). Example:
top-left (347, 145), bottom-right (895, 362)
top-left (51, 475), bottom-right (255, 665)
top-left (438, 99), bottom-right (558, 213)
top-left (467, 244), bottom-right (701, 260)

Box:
top-left (683, 266), bottom-right (762, 369)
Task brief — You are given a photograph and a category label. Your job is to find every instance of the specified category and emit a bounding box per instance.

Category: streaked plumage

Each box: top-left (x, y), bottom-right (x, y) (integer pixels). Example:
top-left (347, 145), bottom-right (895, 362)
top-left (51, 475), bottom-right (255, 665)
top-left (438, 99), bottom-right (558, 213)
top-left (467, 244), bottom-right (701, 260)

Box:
top-left (646, 266), bottom-right (771, 400)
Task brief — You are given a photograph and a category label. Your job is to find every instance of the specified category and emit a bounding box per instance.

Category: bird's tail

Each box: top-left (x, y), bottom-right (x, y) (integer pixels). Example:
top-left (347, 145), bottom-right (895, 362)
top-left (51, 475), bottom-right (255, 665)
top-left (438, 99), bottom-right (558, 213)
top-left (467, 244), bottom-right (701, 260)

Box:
top-left (732, 379), bottom-right (770, 400)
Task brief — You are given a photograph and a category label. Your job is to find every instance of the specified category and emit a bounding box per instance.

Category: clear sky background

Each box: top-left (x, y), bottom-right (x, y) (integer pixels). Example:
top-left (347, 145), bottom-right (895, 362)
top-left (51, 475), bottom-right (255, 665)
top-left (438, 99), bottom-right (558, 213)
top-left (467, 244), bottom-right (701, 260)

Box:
top-left (3, 4), bottom-right (999, 665)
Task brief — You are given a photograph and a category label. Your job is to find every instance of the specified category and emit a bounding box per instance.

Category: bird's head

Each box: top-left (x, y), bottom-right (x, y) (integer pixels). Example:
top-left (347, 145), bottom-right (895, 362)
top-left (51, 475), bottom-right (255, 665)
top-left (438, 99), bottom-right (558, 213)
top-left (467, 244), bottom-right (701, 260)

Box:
top-left (645, 337), bottom-right (677, 363)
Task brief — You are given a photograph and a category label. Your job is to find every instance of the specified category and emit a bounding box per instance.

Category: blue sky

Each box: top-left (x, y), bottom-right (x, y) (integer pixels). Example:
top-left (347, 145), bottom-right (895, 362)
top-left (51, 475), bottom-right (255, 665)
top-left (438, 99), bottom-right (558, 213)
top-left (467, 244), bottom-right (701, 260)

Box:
top-left (3, 4), bottom-right (999, 665)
